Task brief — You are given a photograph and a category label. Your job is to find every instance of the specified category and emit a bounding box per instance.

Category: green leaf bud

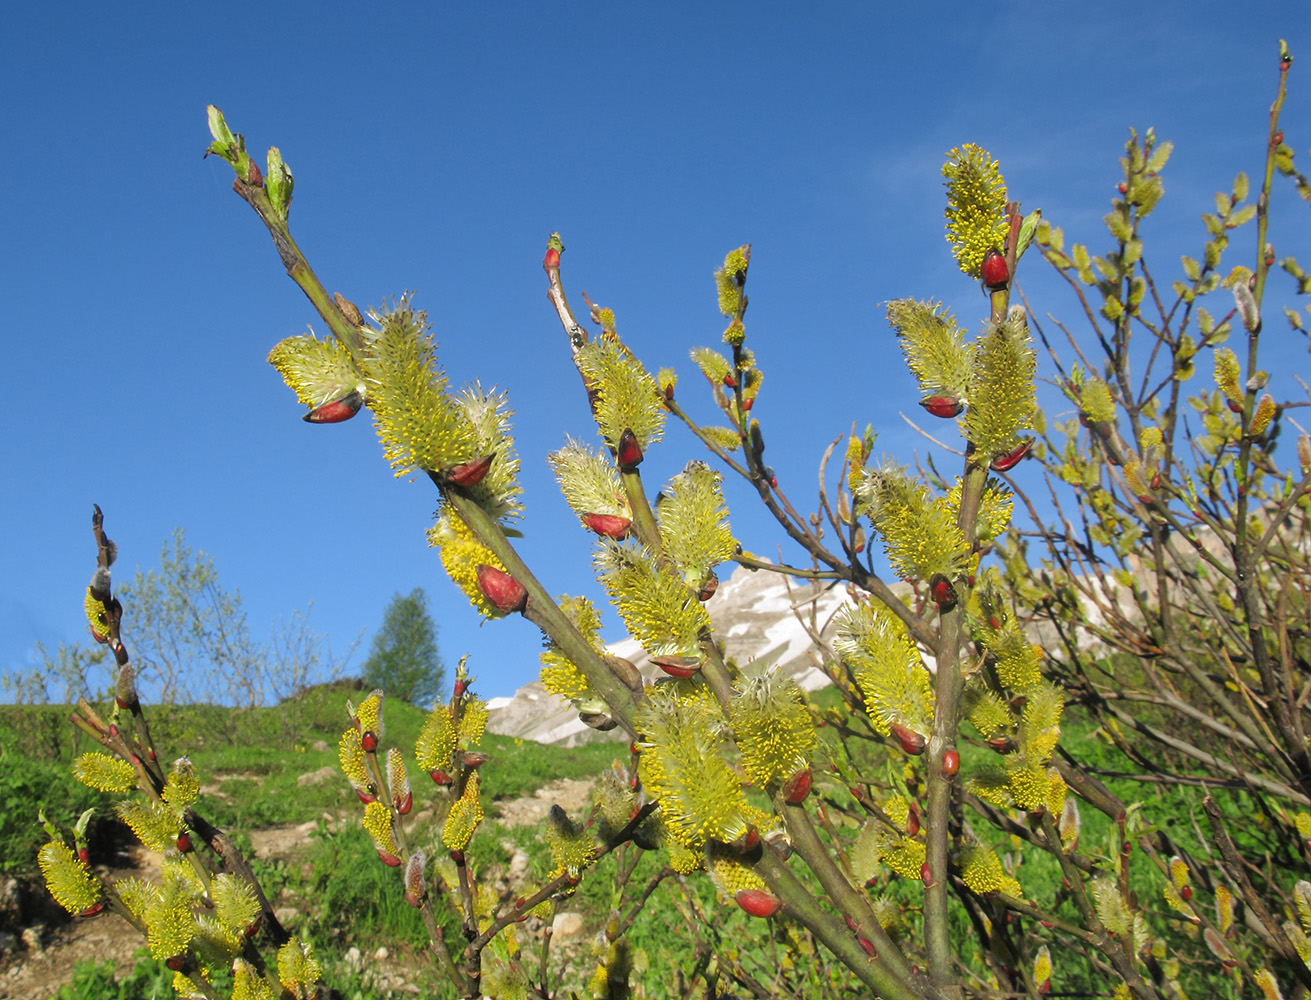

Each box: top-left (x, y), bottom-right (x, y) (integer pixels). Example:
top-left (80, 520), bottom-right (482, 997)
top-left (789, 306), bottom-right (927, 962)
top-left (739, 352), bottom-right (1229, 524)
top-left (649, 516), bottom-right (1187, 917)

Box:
top-left (264, 145), bottom-right (293, 223)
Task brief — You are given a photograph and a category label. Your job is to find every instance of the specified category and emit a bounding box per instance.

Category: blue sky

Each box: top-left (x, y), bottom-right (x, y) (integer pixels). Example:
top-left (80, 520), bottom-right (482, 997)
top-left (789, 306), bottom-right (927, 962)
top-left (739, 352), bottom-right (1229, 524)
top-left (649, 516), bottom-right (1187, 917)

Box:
top-left (3, 4), bottom-right (1308, 701)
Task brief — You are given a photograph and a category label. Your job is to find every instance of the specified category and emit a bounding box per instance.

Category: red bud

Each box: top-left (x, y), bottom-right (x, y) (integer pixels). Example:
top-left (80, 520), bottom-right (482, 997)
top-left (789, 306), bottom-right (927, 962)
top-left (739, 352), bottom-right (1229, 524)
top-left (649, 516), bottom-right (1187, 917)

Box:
top-left (78, 901), bottom-right (105, 917)
top-left (445, 453), bottom-right (495, 487)
top-left (920, 395), bottom-right (964, 419)
top-left (617, 428), bottom-right (644, 468)
top-left (981, 249), bottom-right (1009, 290)
top-left (583, 513), bottom-right (633, 539)
top-left (697, 572), bottom-right (719, 602)
top-left (782, 768), bottom-right (812, 805)
top-left (396, 791), bottom-right (413, 815)
top-left (723, 373), bottom-right (737, 389)
top-left (304, 390), bottom-right (363, 424)
top-left (1117, 182), bottom-right (1127, 194)
top-left (544, 247), bottom-right (560, 269)
top-left (461, 751), bottom-right (490, 769)
top-left (941, 749), bottom-right (960, 777)
top-left (1180, 885), bottom-right (1193, 902)
top-left (732, 826), bottom-right (761, 852)
top-left (990, 439), bottom-right (1032, 472)
top-left (377, 848), bottom-right (402, 867)
top-left (858, 936), bottom-right (876, 956)
top-left (355, 788), bottom-right (377, 804)
top-left (405, 889), bottom-right (424, 907)
top-left (361, 731), bottom-right (378, 752)
top-left (477, 565), bottom-right (527, 614)
top-left (929, 574), bottom-right (957, 609)
top-left (176, 833), bottom-right (192, 853)
top-left (734, 888), bottom-right (781, 918)
top-left (1227, 398), bottom-right (1243, 413)
top-left (77, 847), bottom-right (89, 865)
top-left (905, 808), bottom-right (920, 839)
top-left (453, 679), bottom-right (466, 700)
top-left (920, 863), bottom-right (933, 886)
top-left (166, 954), bottom-right (189, 973)
top-left (430, 769), bottom-right (452, 786)
top-left (743, 397), bottom-right (754, 411)
top-left (651, 655), bottom-right (701, 679)
top-left (889, 722), bottom-right (926, 755)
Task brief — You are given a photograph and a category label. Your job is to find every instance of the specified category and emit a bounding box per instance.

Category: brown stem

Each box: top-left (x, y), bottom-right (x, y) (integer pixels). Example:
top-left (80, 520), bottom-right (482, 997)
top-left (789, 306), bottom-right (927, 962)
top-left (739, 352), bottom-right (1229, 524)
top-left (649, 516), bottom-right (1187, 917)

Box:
top-left (1202, 793), bottom-right (1311, 992)
top-left (751, 846), bottom-right (930, 1000)
top-left (774, 793), bottom-right (910, 980)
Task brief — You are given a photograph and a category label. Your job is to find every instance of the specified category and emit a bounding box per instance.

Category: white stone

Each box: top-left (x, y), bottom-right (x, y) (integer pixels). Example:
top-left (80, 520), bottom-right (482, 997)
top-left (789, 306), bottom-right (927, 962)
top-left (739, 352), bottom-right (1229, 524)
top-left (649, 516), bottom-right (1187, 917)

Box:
top-left (551, 911), bottom-right (584, 938)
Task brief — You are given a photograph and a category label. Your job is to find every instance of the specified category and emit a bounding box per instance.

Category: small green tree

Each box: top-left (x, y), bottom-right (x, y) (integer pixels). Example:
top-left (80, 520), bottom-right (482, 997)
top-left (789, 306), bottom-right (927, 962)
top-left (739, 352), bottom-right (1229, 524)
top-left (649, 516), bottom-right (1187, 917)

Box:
top-left (361, 588), bottom-right (445, 705)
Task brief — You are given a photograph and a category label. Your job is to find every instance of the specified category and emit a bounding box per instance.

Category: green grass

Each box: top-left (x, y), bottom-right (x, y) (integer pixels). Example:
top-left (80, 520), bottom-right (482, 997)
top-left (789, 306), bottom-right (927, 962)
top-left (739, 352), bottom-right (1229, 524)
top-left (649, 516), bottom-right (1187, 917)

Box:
top-left (53, 951), bottom-right (174, 1000)
top-left (1, 679), bottom-right (1280, 1000)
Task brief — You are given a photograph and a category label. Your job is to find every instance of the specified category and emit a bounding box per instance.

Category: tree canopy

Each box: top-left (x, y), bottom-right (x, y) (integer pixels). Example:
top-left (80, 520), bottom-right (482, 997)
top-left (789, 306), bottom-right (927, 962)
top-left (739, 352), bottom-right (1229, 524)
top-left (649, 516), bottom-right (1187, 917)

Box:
top-left (361, 588), bottom-right (445, 705)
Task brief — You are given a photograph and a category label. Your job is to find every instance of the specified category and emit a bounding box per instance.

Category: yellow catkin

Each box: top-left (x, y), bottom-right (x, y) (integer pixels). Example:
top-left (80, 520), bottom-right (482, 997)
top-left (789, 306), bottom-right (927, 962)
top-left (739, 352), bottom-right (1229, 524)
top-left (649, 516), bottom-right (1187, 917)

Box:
top-left (959, 847), bottom-right (1004, 895)
top-left (37, 842), bottom-right (100, 914)
top-left (443, 774), bottom-right (484, 851)
top-left (72, 752), bottom-right (136, 793)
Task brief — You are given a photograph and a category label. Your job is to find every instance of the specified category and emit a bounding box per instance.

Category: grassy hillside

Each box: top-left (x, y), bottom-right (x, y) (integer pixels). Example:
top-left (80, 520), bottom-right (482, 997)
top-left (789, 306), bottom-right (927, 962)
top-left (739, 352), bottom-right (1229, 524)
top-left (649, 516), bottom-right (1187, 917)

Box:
top-left (1, 683), bottom-right (1269, 1000)
top-left (0, 683), bottom-right (632, 999)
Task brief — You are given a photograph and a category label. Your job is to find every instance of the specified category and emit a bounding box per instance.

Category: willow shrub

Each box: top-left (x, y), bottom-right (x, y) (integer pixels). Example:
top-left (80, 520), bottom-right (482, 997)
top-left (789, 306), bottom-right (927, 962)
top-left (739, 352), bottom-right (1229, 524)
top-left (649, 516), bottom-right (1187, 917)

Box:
top-left (37, 40), bottom-right (1311, 1000)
